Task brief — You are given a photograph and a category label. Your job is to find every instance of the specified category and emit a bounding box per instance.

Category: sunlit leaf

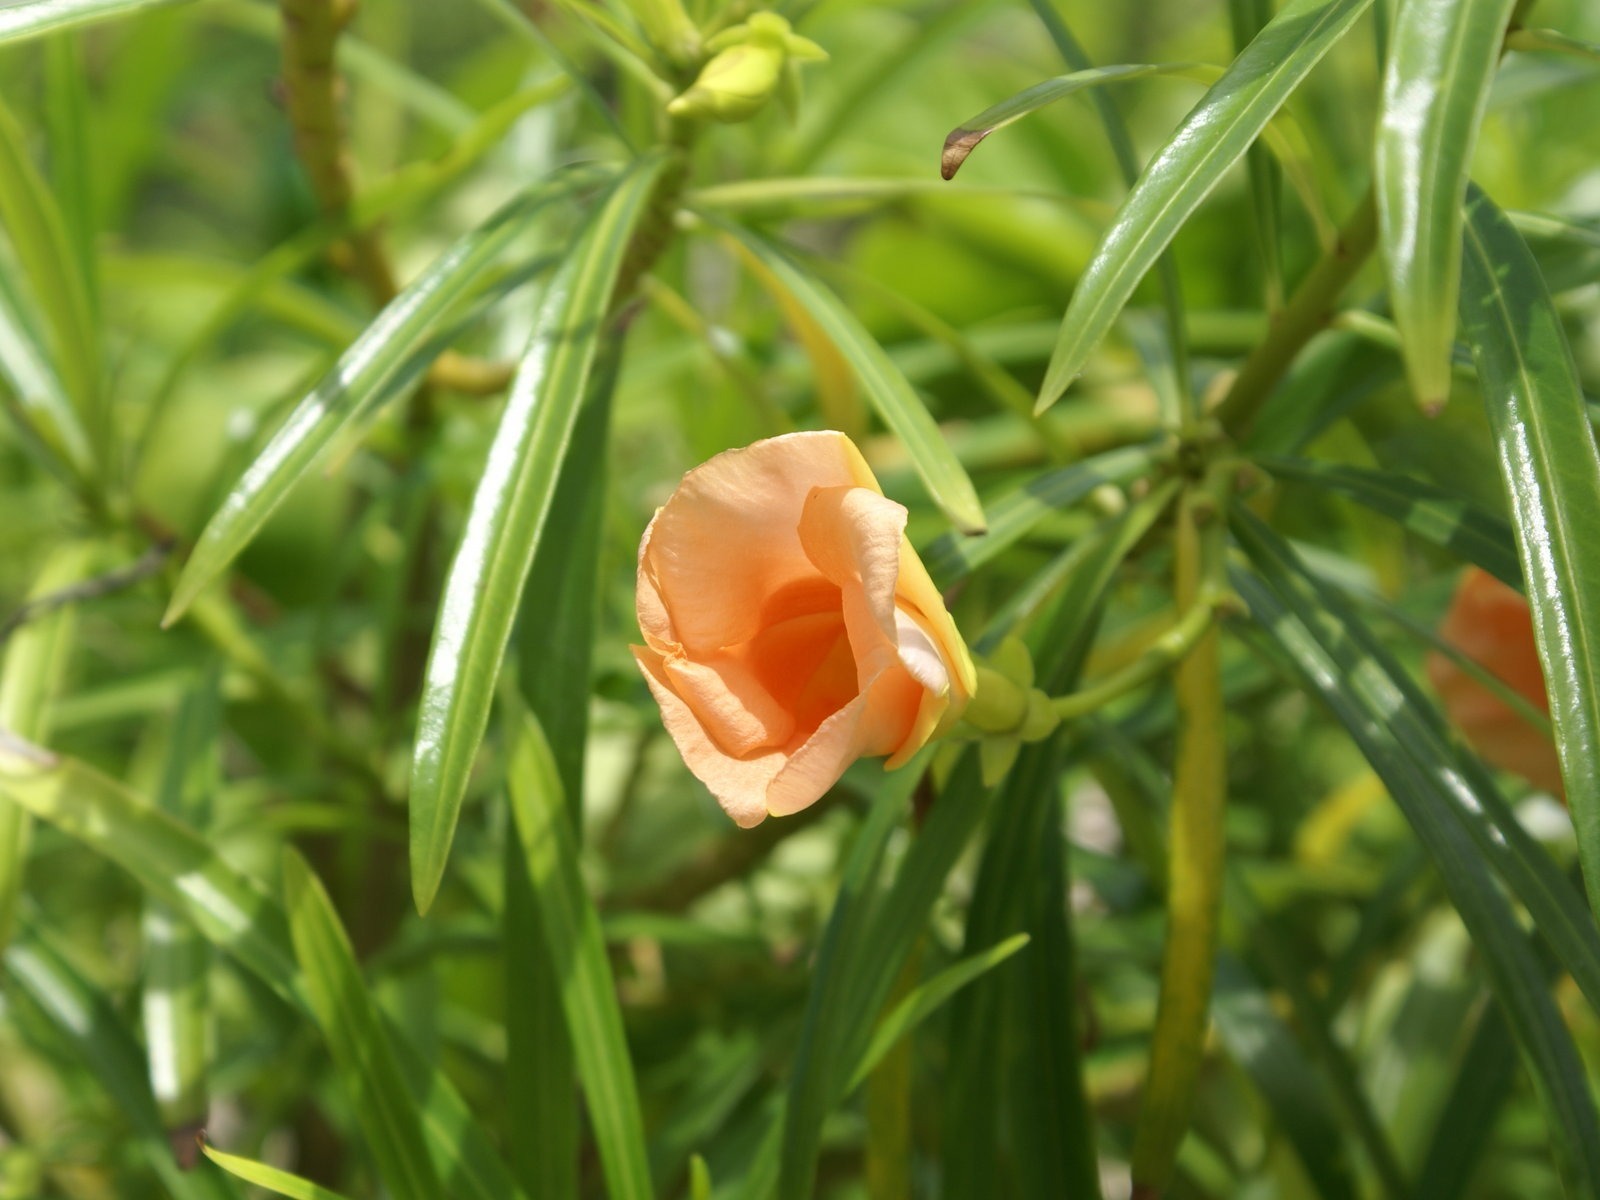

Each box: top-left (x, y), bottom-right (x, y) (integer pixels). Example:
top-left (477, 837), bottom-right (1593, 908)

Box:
top-left (1376, 0), bottom-right (1516, 410)
top-left (1460, 187), bottom-right (1600, 932)
top-left (408, 153), bottom-right (668, 915)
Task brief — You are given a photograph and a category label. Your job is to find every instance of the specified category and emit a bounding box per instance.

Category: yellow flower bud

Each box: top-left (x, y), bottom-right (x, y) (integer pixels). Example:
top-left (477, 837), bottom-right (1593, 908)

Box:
top-left (667, 13), bottom-right (826, 124)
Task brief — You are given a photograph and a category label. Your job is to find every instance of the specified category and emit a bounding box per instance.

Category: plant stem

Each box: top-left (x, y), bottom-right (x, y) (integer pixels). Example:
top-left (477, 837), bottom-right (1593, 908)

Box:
top-left (1129, 475), bottom-right (1229, 1198)
top-left (1215, 186), bottom-right (1379, 439)
top-left (1051, 586), bottom-right (1228, 722)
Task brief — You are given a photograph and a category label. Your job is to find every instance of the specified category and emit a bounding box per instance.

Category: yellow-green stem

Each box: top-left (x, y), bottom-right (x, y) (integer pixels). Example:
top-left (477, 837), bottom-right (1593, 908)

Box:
top-left (1051, 588), bottom-right (1227, 722)
top-left (1129, 480), bottom-right (1229, 1198)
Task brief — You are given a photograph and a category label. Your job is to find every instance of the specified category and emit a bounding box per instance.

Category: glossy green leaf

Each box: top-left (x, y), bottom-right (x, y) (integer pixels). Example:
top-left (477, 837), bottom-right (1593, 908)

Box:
top-left (201, 1145), bottom-right (353, 1200)
top-left (7, 919), bottom-right (236, 1200)
top-left (1261, 455), bottom-right (1521, 587)
top-left (505, 706), bottom-right (652, 1200)
top-left (0, 0), bottom-right (197, 44)
top-left (0, 543), bottom-right (93, 950)
top-left (1235, 522), bottom-right (1600, 1197)
top-left (164, 167), bottom-right (606, 626)
top-left (1376, 0), bottom-right (1517, 410)
top-left (709, 220), bottom-right (987, 534)
top-left (283, 849), bottom-right (442, 1200)
top-left (940, 64), bottom-right (1201, 180)
top-left (408, 154), bottom-right (666, 915)
top-left (848, 933), bottom-right (1030, 1090)
top-left (1036, 0), bottom-right (1372, 413)
top-left (1460, 187), bottom-right (1600, 932)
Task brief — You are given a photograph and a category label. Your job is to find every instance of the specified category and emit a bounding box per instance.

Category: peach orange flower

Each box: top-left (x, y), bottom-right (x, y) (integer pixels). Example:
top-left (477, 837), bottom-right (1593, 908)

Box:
top-left (633, 432), bottom-right (977, 826)
top-left (1426, 567), bottom-right (1562, 796)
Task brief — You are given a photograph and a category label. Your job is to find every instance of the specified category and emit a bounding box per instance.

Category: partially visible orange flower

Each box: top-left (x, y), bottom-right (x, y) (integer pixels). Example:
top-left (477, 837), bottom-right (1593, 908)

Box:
top-left (633, 432), bottom-right (977, 826)
top-left (1427, 567), bottom-right (1562, 795)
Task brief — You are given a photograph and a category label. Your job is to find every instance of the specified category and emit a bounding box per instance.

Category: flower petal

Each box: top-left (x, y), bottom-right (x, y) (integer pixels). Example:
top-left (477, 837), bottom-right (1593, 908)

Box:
top-left (796, 484), bottom-right (906, 681)
top-left (633, 645), bottom-right (782, 827)
top-left (644, 432), bottom-right (879, 652)
top-left (766, 663), bottom-right (924, 817)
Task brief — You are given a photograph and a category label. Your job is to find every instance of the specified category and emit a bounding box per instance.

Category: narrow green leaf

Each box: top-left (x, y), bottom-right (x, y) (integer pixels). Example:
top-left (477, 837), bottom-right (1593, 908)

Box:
top-left (0, 93), bottom-right (100, 440)
top-left (1211, 956), bottom-right (1359, 1200)
top-left (143, 676), bottom-right (221, 1135)
top-left (504, 338), bottom-right (621, 1199)
top-left (0, 0), bottom-right (197, 44)
top-left (848, 934), bottom-right (1030, 1090)
top-left (8, 918), bottom-right (235, 1200)
top-left (940, 64), bottom-right (1201, 180)
top-left (1460, 187), bottom-right (1600, 934)
top-left (1036, 0), bottom-right (1373, 413)
top-left (1261, 455), bottom-right (1521, 587)
top-left (922, 442), bottom-right (1155, 588)
top-left (283, 849), bottom-right (442, 1200)
top-left (201, 1145), bottom-right (353, 1200)
top-left (1376, 0), bottom-right (1517, 410)
top-left (164, 167), bottom-right (606, 626)
top-left (408, 154), bottom-right (667, 914)
top-left (0, 251), bottom-right (94, 480)
top-left (505, 706), bottom-right (653, 1200)
top-left (0, 543), bottom-right (94, 951)
top-left (44, 35), bottom-right (97, 318)
top-left (776, 756), bottom-right (931, 1200)
top-left (1235, 525), bottom-right (1600, 1197)
top-left (1228, 0), bottom-right (1285, 308)
top-left (708, 219), bottom-right (987, 534)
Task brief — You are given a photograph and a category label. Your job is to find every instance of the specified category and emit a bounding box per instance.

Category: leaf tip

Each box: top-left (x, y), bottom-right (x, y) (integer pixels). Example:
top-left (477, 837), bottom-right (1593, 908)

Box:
top-left (940, 129), bottom-right (984, 181)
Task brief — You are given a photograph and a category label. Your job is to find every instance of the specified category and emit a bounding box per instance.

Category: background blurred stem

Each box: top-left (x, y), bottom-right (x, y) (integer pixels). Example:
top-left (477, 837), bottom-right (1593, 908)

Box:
top-left (1215, 187), bottom-right (1379, 439)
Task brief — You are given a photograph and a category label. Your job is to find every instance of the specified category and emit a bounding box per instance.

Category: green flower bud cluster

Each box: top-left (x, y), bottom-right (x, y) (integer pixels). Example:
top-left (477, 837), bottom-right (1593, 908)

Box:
top-left (959, 636), bottom-right (1060, 786)
top-left (667, 13), bottom-right (827, 124)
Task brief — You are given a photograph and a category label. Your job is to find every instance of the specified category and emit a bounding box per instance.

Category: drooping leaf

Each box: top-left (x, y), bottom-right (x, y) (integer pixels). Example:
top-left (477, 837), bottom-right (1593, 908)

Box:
top-left (1035, 0), bottom-right (1373, 413)
top-left (408, 153), bottom-right (667, 915)
top-left (1376, 0), bottom-right (1517, 409)
top-left (940, 64), bottom-right (1202, 180)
